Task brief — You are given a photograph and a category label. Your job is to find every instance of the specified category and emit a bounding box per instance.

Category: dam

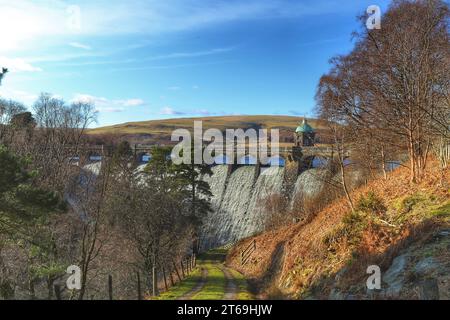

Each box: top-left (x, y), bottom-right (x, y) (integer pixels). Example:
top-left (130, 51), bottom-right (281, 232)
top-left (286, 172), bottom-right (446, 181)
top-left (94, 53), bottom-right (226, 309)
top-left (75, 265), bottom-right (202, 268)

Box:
top-left (71, 118), bottom-right (347, 251)
top-left (198, 163), bottom-right (331, 251)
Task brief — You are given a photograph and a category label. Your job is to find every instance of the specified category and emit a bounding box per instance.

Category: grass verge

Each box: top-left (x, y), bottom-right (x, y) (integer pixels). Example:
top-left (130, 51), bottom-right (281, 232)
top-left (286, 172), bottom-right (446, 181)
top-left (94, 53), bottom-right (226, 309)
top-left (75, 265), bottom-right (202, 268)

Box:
top-left (155, 248), bottom-right (251, 300)
top-left (190, 263), bottom-right (226, 300)
top-left (154, 267), bottom-right (202, 300)
top-left (229, 269), bottom-right (253, 300)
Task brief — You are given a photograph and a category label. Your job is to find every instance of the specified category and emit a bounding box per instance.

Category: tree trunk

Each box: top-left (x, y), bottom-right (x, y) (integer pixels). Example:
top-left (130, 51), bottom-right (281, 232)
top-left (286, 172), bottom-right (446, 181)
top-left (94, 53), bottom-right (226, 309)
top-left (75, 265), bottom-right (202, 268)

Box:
top-left (381, 145), bottom-right (387, 180)
top-left (47, 277), bottom-right (54, 300)
top-left (408, 128), bottom-right (417, 183)
top-left (78, 266), bottom-right (87, 300)
top-left (169, 270), bottom-right (175, 286)
top-left (137, 272), bottom-right (142, 300)
top-left (108, 274), bottom-right (113, 300)
top-left (172, 260), bottom-right (182, 282)
top-left (28, 277), bottom-right (36, 300)
top-left (181, 260), bottom-right (185, 278)
top-left (152, 265), bottom-right (158, 297)
top-left (340, 159), bottom-right (354, 212)
top-left (337, 139), bottom-right (354, 212)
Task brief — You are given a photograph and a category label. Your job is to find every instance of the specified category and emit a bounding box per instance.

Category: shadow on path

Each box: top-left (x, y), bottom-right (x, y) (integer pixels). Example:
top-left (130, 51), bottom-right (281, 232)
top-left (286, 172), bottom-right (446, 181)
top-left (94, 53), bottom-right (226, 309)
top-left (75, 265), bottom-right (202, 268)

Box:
top-left (248, 241), bottom-right (286, 299)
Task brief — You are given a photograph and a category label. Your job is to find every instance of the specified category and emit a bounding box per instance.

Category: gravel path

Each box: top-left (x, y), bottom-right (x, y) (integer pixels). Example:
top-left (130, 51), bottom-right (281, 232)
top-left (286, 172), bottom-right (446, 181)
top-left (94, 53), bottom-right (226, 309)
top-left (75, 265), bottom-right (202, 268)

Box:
top-left (177, 267), bottom-right (208, 300)
top-left (220, 266), bottom-right (238, 300)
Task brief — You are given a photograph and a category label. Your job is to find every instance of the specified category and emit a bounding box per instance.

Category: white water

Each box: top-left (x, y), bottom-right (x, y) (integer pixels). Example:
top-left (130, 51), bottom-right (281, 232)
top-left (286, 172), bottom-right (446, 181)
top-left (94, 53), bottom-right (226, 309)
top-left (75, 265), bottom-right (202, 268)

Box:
top-left (290, 168), bottom-right (330, 209)
top-left (203, 165), bottom-right (229, 206)
top-left (244, 167), bottom-right (284, 237)
top-left (200, 166), bottom-right (256, 249)
top-left (200, 166), bottom-right (287, 250)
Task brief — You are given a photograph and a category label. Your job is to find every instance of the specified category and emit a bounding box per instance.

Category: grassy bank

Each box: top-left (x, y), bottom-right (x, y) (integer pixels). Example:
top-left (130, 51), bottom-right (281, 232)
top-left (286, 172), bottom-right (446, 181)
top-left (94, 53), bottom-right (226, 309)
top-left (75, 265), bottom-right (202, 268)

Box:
top-left (227, 160), bottom-right (449, 299)
top-left (154, 267), bottom-right (203, 300)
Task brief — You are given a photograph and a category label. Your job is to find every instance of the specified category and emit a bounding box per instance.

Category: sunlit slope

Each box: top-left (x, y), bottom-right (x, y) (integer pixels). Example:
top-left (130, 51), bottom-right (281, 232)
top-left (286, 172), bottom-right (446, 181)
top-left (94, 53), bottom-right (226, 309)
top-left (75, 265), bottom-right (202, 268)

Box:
top-left (88, 115), bottom-right (326, 136)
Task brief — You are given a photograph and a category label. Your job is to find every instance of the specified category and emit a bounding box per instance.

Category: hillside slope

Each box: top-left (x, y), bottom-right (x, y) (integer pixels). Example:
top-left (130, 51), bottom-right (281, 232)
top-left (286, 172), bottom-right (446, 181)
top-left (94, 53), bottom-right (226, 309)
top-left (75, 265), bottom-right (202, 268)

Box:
top-left (88, 115), bottom-right (328, 144)
top-left (227, 161), bottom-right (450, 299)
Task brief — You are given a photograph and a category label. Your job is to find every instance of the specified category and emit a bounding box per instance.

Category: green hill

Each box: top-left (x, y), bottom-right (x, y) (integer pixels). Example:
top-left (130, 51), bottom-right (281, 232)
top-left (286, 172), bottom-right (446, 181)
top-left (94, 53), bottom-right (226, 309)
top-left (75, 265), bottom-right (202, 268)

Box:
top-left (88, 115), bottom-right (327, 145)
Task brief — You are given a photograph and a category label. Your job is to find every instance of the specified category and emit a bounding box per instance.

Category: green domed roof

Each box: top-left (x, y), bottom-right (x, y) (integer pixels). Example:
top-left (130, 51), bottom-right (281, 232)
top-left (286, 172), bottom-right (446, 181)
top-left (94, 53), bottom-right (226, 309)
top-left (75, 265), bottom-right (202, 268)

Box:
top-left (295, 119), bottom-right (315, 133)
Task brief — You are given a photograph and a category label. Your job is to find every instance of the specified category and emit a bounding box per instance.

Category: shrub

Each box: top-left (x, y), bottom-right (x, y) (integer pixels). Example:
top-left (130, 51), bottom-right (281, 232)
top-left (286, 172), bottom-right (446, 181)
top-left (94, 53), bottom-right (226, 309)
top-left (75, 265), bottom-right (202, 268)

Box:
top-left (323, 210), bottom-right (368, 249)
top-left (356, 191), bottom-right (386, 215)
top-left (392, 193), bottom-right (428, 215)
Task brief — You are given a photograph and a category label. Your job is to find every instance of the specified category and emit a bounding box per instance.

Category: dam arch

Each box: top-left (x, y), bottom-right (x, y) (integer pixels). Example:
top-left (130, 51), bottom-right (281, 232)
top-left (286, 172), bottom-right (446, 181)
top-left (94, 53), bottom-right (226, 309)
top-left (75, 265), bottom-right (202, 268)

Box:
top-left (137, 152), bottom-right (151, 163)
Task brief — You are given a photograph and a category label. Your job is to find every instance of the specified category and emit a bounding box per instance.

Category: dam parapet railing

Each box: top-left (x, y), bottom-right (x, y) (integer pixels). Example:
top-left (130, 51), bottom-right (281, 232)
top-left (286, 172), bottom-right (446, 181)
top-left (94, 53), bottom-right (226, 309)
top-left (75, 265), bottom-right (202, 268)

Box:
top-left (66, 144), bottom-right (345, 165)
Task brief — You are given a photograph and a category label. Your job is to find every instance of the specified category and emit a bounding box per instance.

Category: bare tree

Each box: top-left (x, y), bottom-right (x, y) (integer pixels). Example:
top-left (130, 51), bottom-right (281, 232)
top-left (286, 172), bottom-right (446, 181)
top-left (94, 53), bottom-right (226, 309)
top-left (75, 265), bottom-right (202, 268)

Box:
top-left (25, 93), bottom-right (98, 195)
top-left (104, 147), bottom-right (200, 295)
top-left (0, 99), bottom-right (27, 144)
top-left (66, 158), bottom-right (111, 300)
top-left (316, 0), bottom-right (450, 183)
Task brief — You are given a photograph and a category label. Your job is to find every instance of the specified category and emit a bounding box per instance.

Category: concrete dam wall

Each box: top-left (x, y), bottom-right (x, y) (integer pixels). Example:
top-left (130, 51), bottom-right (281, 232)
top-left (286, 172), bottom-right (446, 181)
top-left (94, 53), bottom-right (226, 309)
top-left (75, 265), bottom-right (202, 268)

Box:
top-left (72, 161), bottom-right (333, 252)
top-left (199, 165), bottom-right (329, 251)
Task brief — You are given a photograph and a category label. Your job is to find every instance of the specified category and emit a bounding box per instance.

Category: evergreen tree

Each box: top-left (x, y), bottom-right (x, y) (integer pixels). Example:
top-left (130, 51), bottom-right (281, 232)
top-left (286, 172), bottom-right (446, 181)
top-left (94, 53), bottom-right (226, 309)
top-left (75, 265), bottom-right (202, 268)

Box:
top-left (0, 145), bottom-right (62, 244)
top-left (170, 147), bottom-right (213, 225)
top-left (0, 145), bottom-right (66, 298)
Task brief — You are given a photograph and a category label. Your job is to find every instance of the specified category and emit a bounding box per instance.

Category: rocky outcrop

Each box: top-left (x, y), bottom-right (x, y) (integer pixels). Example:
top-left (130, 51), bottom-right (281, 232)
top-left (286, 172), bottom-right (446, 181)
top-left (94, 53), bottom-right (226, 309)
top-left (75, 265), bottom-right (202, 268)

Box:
top-left (328, 228), bottom-right (450, 300)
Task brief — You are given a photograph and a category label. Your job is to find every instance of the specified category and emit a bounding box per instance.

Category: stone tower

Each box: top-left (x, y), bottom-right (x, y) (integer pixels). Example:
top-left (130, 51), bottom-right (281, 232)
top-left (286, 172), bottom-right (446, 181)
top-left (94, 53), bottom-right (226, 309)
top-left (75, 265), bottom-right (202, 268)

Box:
top-left (294, 118), bottom-right (315, 147)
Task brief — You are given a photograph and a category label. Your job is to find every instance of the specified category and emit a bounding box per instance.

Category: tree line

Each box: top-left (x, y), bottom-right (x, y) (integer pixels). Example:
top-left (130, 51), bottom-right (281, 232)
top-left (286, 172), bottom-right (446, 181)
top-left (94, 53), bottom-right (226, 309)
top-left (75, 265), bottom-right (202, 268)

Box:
top-left (316, 0), bottom-right (449, 185)
top-left (0, 83), bottom-right (213, 298)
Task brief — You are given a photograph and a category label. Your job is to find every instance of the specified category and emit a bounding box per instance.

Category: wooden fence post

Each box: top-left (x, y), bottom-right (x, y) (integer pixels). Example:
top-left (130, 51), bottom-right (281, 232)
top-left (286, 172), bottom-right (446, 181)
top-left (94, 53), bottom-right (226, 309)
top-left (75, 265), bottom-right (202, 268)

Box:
top-left (162, 267), bottom-right (168, 292)
top-left (241, 239), bottom-right (257, 266)
top-left (137, 272), bottom-right (142, 300)
top-left (172, 260), bottom-right (182, 282)
top-left (181, 260), bottom-right (185, 278)
top-left (152, 265), bottom-right (158, 296)
top-left (108, 275), bottom-right (113, 300)
top-left (169, 270), bottom-right (175, 286)
top-left (54, 284), bottom-right (62, 300)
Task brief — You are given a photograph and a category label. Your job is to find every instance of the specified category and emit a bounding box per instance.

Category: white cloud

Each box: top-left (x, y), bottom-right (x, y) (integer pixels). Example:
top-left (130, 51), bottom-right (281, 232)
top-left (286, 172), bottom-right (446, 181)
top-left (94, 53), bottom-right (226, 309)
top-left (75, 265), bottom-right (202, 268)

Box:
top-left (97, 107), bottom-right (125, 113)
top-left (121, 98), bottom-right (145, 107)
top-left (0, 56), bottom-right (42, 72)
top-left (147, 47), bottom-right (234, 61)
top-left (72, 93), bottom-right (145, 112)
top-left (0, 1), bottom-right (67, 53)
top-left (167, 86), bottom-right (181, 91)
top-left (73, 93), bottom-right (108, 104)
top-left (192, 109), bottom-right (212, 115)
top-left (0, 87), bottom-right (38, 105)
top-left (159, 106), bottom-right (185, 115)
top-left (47, 47), bottom-right (234, 67)
top-left (68, 42), bottom-right (92, 50)
top-left (158, 106), bottom-right (224, 116)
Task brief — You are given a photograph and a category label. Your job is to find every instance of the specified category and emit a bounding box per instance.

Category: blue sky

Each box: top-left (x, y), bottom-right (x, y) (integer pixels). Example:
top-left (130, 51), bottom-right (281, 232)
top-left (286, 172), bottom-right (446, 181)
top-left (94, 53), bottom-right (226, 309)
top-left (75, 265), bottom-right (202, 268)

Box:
top-left (0, 0), bottom-right (390, 127)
